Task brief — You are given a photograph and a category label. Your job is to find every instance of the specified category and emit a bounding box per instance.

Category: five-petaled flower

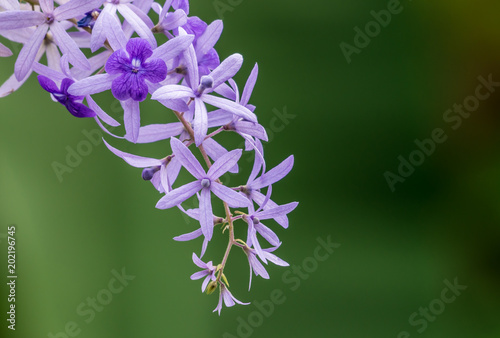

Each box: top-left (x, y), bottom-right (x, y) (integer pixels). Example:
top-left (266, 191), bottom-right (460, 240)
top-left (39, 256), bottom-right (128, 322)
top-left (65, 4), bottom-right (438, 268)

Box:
top-left (38, 76), bottom-right (96, 118)
top-left (106, 38), bottom-right (167, 102)
top-left (156, 137), bottom-right (249, 241)
top-left (213, 282), bottom-right (249, 316)
top-left (190, 253), bottom-right (217, 292)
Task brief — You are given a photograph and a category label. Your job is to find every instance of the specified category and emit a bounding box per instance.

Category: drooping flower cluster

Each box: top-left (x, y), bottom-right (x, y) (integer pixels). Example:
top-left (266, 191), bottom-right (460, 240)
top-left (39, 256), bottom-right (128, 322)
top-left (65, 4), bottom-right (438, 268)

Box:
top-left (0, 0), bottom-right (297, 314)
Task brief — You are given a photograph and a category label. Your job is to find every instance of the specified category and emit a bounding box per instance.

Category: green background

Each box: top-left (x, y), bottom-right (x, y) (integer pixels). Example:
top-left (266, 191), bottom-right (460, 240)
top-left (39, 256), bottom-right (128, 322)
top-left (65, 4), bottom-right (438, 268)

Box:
top-left (1, 0), bottom-right (500, 337)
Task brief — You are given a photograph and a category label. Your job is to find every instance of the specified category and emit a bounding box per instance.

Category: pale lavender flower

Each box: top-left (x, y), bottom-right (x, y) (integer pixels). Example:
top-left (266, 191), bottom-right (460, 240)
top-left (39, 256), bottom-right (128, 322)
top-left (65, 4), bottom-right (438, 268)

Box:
top-left (156, 137), bottom-right (249, 241)
top-left (0, 0), bottom-right (104, 80)
top-left (90, 0), bottom-right (156, 52)
top-left (103, 139), bottom-right (180, 194)
top-left (174, 207), bottom-right (225, 257)
top-left (213, 283), bottom-right (249, 315)
top-left (218, 63), bottom-right (268, 143)
top-left (190, 252), bottom-right (216, 292)
top-left (0, 26), bottom-right (61, 96)
top-left (152, 48), bottom-right (257, 146)
top-left (243, 245), bottom-right (289, 290)
top-left (151, 0), bottom-right (187, 33)
top-left (243, 202), bottom-right (298, 262)
top-left (68, 35), bottom-right (194, 142)
top-left (241, 154), bottom-right (295, 228)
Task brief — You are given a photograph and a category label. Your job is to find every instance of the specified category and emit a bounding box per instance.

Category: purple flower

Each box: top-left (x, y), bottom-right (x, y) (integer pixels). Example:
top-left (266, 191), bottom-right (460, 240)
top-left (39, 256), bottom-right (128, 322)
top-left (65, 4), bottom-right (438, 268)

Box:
top-left (68, 35), bottom-right (194, 142)
top-left (242, 154), bottom-right (295, 228)
top-left (0, 0), bottom-right (103, 80)
top-left (213, 283), bottom-right (249, 315)
top-left (77, 9), bottom-right (101, 28)
top-left (243, 245), bottom-right (289, 290)
top-left (105, 38), bottom-right (167, 102)
top-left (38, 76), bottom-right (95, 118)
top-left (219, 63), bottom-right (268, 143)
top-left (156, 137), bottom-right (249, 241)
top-left (152, 47), bottom-right (257, 146)
top-left (243, 202), bottom-right (298, 262)
top-left (103, 139), bottom-right (181, 194)
top-left (90, 0), bottom-right (156, 52)
top-left (190, 252), bottom-right (217, 292)
top-left (151, 1), bottom-right (187, 33)
top-left (173, 207), bottom-right (226, 257)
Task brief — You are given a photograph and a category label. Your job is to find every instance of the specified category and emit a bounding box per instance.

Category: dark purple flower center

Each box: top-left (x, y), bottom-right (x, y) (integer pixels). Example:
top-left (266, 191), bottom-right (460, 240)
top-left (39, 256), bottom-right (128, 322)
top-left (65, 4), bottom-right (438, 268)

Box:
top-left (45, 14), bottom-right (55, 25)
top-left (201, 179), bottom-right (211, 188)
top-left (251, 216), bottom-right (260, 225)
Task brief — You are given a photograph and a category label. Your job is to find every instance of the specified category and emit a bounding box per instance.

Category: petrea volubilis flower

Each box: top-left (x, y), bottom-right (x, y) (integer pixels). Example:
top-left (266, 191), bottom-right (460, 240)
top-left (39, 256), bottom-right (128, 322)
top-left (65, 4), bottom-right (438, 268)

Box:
top-left (0, 0), bottom-right (103, 80)
top-left (77, 9), bottom-right (101, 28)
top-left (106, 38), bottom-right (167, 102)
top-left (213, 283), bottom-right (249, 315)
top-left (156, 137), bottom-right (249, 241)
top-left (0, 0), bottom-right (298, 314)
top-left (38, 76), bottom-right (96, 118)
top-left (190, 253), bottom-right (217, 292)
top-left (152, 48), bottom-right (257, 146)
top-left (243, 245), bottom-right (289, 290)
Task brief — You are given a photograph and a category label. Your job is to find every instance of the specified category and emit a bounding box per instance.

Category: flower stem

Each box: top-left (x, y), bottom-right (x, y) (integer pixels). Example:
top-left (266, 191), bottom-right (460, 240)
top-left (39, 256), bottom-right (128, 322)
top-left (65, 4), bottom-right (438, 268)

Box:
top-left (172, 110), bottom-right (235, 284)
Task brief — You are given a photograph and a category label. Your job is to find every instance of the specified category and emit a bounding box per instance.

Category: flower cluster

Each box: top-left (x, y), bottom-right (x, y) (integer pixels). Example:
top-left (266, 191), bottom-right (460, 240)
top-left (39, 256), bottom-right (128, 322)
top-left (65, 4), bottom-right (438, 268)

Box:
top-left (0, 0), bottom-right (297, 314)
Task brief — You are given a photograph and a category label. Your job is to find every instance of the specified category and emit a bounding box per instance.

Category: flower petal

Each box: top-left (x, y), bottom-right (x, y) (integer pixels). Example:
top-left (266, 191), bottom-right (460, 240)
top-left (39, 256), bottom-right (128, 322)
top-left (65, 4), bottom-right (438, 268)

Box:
top-left (86, 95), bottom-right (120, 127)
top-left (50, 21), bottom-right (90, 71)
top-left (39, 0), bottom-right (53, 13)
top-left (122, 99), bottom-right (141, 143)
top-left (195, 20), bottom-right (223, 58)
top-left (14, 23), bottom-right (48, 81)
top-left (199, 188), bottom-right (214, 240)
top-left (256, 202), bottom-right (298, 221)
top-left (67, 73), bottom-right (113, 96)
top-left (207, 148), bottom-right (242, 180)
top-left (252, 155), bottom-right (294, 189)
top-left (156, 180), bottom-right (201, 209)
top-left (0, 10), bottom-right (45, 30)
top-left (210, 183), bottom-right (249, 208)
top-left (151, 84), bottom-right (194, 100)
top-left (142, 58), bottom-right (167, 84)
top-left (151, 34), bottom-right (194, 62)
top-left (202, 94), bottom-right (257, 122)
top-left (193, 97), bottom-right (208, 146)
top-left (170, 137), bottom-right (206, 179)
top-left (136, 122), bottom-right (183, 143)
top-left (241, 63), bottom-right (258, 105)
top-left (54, 0), bottom-right (105, 20)
top-left (210, 53), bottom-right (243, 90)
top-left (103, 139), bottom-right (162, 168)
top-left (119, 4), bottom-right (157, 49)
top-left (173, 228), bottom-right (203, 241)
top-left (254, 222), bottom-right (280, 247)
top-left (37, 75), bottom-right (59, 94)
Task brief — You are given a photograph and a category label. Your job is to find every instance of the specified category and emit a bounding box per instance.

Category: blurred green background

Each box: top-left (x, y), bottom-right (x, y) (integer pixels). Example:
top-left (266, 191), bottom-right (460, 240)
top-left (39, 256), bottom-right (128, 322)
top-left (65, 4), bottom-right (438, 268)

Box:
top-left (1, 0), bottom-right (500, 337)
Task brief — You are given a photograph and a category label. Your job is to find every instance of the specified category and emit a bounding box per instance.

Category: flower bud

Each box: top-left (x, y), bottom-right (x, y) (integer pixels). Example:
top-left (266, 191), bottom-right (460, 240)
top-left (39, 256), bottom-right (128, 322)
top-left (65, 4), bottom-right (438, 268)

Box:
top-left (206, 281), bottom-right (218, 295)
top-left (141, 166), bottom-right (161, 181)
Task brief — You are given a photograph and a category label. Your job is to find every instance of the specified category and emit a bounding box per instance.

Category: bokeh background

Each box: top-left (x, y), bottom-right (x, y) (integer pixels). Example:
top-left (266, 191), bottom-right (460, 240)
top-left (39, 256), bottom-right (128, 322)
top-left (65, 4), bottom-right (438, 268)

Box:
top-left (1, 0), bottom-right (500, 337)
